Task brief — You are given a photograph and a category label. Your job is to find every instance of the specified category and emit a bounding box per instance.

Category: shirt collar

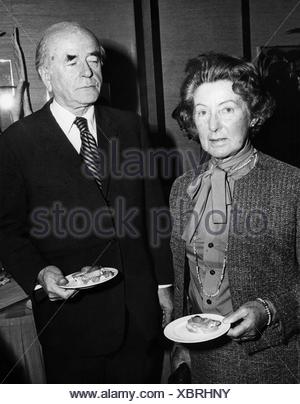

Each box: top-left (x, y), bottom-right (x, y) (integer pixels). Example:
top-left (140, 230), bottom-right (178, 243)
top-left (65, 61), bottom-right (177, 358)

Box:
top-left (50, 99), bottom-right (96, 135)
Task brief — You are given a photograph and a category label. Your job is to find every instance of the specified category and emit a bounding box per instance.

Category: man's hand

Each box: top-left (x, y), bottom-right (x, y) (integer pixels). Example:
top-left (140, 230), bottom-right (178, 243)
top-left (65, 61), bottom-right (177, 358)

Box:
top-left (223, 300), bottom-right (268, 341)
top-left (171, 343), bottom-right (191, 372)
top-left (37, 265), bottom-right (76, 301)
top-left (157, 286), bottom-right (173, 328)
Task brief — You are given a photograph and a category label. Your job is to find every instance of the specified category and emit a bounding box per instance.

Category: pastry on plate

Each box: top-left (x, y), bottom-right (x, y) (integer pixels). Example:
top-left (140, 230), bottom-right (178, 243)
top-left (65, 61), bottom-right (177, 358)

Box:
top-left (186, 315), bottom-right (221, 333)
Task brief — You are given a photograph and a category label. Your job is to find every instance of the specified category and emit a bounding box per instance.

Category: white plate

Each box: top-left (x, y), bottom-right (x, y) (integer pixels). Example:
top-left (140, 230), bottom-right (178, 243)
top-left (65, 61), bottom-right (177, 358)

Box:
top-left (61, 267), bottom-right (118, 290)
top-left (164, 313), bottom-right (230, 343)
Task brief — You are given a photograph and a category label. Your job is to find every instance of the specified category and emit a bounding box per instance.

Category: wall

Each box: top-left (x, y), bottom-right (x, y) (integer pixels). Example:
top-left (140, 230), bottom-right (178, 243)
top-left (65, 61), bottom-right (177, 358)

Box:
top-left (250, 0), bottom-right (300, 167)
top-left (250, 0), bottom-right (300, 59)
top-left (158, 0), bottom-right (244, 169)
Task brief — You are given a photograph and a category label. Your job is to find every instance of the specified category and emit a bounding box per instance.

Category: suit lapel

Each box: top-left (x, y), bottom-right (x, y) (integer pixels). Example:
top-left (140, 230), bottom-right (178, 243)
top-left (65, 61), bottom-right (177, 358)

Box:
top-left (37, 103), bottom-right (107, 200)
top-left (37, 104), bottom-right (83, 180)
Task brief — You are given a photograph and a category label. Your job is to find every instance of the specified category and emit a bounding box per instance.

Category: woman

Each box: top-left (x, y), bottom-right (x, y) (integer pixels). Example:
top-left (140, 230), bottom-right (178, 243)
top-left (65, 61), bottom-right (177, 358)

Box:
top-left (170, 52), bottom-right (300, 383)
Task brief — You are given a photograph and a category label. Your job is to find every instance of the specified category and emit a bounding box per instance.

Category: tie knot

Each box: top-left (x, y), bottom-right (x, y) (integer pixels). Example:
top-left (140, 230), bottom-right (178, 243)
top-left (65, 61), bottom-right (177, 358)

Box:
top-left (74, 117), bottom-right (89, 133)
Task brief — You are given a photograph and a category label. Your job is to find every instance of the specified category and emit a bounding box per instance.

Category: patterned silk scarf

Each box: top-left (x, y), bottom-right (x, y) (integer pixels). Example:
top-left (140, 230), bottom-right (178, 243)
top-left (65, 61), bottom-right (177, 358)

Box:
top-left (182, 140), bottom-right (257, 243)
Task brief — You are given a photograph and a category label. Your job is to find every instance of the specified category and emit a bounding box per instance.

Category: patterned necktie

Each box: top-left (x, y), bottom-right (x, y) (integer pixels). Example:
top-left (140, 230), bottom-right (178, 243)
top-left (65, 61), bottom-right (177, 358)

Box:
top-left (74, 116), bottom-right (102, 189)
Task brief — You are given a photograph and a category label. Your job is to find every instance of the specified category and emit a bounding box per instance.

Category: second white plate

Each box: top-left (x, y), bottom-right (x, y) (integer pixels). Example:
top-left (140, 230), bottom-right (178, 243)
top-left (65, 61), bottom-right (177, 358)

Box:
top-left (164, 313), bottom-right (230, 343)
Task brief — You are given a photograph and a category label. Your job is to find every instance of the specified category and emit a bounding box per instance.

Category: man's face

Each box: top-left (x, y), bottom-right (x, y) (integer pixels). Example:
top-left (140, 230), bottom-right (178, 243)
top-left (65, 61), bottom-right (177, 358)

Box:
top-left (41, 29), bottom-right (102, 114)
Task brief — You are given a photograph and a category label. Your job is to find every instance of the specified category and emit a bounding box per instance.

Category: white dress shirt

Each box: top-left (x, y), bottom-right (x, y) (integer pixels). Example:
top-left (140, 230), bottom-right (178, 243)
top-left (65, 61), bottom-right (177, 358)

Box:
top-left (50, 99), bottom-right (97, 153)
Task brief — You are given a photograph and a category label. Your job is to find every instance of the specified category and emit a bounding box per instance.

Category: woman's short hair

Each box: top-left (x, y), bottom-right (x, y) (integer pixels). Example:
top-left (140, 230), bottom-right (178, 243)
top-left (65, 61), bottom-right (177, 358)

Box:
top-left (172, 52), bottom-right (275, 142)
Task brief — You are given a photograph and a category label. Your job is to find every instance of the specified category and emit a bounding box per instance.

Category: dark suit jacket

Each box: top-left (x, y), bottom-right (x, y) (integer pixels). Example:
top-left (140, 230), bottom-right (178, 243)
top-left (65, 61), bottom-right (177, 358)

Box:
top-left (0, 102), bottom-right (173, 356)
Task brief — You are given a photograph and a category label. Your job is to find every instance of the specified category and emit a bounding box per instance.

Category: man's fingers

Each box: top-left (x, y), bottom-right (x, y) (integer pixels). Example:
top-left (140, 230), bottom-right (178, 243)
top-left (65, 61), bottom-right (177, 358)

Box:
top-left (57, 277), bottom-right (68, 286)
top-left (39, 266), bottom-right (77, 301)
top-left (49, 286), bottom-right (76, 301)
top-left (80, 266), bottom-right (93, 274)
top-left (48, 275), bottom-right (75, 300)
top-left (49, 295), bottom-right (63, 302)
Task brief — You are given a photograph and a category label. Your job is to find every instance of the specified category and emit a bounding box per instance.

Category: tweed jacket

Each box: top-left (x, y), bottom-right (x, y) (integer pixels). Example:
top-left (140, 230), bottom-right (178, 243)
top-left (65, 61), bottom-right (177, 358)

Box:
top-left (170, 152), bottom-right (300, 356)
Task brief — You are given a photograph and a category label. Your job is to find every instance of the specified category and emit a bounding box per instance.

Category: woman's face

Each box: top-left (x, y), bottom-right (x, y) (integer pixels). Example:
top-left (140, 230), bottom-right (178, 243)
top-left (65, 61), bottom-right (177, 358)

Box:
top-left (193, 80), bottom-right (251, 159)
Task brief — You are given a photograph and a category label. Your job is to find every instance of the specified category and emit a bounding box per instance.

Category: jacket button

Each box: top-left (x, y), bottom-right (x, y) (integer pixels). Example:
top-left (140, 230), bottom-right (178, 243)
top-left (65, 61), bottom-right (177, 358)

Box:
top-left (208, 242), bottom-right (214, 248)
top-left (206, 299), bottom-right (212, 304)
top-left (210, 270), bottom-right (215, 275)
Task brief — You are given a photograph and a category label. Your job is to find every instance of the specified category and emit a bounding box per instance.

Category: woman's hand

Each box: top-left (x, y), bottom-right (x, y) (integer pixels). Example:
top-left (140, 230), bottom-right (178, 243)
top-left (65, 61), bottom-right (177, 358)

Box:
top-left (223, 300), bottom-right (268, 341)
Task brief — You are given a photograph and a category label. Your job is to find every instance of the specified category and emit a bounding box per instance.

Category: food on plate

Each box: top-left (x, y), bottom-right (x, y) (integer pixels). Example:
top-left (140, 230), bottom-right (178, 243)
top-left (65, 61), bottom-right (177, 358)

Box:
top-left (186, 315), bottom-right (221, 333)
top-left (70, 268), bottom-right (114, 285)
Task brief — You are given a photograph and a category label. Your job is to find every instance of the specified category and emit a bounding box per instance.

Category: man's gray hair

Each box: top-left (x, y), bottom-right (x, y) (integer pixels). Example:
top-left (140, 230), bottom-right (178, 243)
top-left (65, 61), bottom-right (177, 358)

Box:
top-left (35, 21), bottom-right (105, 76)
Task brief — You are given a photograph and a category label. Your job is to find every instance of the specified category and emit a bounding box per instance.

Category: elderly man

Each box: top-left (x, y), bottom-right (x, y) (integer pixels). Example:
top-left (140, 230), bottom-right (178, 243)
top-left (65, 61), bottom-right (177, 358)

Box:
top-left (0, 22), bottom-right (173, 383)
